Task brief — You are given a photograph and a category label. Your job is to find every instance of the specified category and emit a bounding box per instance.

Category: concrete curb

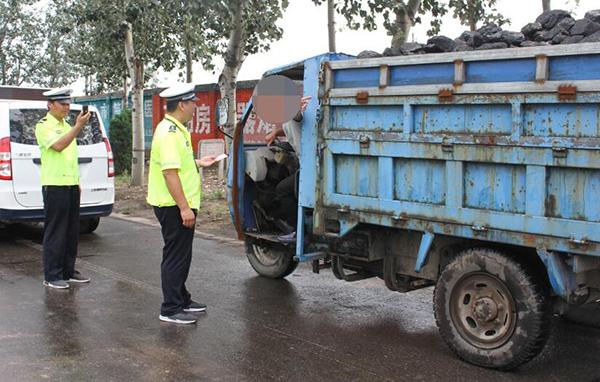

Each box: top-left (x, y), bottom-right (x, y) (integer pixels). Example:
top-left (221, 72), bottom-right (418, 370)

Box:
top-left (109, 213), bottom-right (243, 246)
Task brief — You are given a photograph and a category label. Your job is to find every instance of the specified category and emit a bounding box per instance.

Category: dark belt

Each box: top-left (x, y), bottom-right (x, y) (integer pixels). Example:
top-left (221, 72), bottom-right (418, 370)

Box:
top-left (155, 205), bottom-right (198, 214)
top-left (43, 185), bottom-right (79, 189)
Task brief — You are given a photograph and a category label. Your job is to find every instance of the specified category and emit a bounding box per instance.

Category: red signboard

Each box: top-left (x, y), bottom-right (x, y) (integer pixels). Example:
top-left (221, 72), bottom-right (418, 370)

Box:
top-left (152, 81), bottom-right (279, 153)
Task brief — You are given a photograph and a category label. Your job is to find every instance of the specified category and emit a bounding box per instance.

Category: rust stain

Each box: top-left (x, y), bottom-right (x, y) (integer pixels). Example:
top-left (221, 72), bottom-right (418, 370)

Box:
top-left (545, 194), bottom-right (557, 217)
top-left (523, 234), bottom-right (537, 247)
top-left (475, 135), bottom-right (497, 145)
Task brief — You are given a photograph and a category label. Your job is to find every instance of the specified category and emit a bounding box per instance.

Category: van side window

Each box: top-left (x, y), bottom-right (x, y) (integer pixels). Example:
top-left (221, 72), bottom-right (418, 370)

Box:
top-left (9, 109), bottom-right (104, 146)
top-left (9, 109), bottom-right (45, 145)
top-left (66, 111), bottom-right (104, 145)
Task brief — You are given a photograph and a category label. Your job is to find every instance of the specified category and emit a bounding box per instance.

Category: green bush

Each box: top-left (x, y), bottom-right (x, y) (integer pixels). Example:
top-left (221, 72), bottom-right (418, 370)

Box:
top-left (108, 109), bottom-right (132, 176)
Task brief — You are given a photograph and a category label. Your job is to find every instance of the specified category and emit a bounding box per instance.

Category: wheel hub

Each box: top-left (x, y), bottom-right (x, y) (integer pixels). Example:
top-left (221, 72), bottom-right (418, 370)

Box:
top-left (252, 244), bottom-right (281, 266)
top-left (473, 297), bottom-right (498, 322)
top-left (449, 272), bottom-right (517, 349)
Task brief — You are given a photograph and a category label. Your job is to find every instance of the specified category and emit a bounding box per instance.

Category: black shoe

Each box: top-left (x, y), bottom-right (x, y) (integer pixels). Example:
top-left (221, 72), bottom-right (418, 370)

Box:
top-left (274, 219), bottom-right (295, 235)
top-left (43, 280), bottom-right (70, 289)
top-left (184, 301), bottom-right (207, 313)
top-left (159, 312), bottom-right (197, 324)
top-left (67, 270), bottom-right (90, 283)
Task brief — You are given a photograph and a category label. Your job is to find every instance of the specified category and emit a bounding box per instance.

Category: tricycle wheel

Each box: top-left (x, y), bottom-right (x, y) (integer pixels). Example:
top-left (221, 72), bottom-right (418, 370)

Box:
top-left (245, 238), bottom-right (298, 279)
top-left (434, 248), bottom-right (551, 370)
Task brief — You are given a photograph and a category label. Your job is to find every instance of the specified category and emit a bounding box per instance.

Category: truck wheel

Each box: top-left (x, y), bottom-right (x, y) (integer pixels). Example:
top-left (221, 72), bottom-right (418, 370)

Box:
top-left (433, 248), bottom-right (551, 370)
top-left (245, 239), bottom-right (298, 279)
top-left (80, 217), bottom-right (100, 234)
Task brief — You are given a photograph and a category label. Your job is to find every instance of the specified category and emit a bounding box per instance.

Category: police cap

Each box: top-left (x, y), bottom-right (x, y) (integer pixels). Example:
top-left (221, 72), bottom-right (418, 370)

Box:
top-left (159, 83), bottom-right (198, 102)
top-left (43, 87), bottom-right (73, 103)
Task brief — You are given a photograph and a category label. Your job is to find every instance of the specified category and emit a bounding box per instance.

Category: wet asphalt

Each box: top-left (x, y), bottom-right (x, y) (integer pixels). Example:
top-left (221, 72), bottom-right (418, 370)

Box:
top-left (0, 216), bottom-right (599, 382)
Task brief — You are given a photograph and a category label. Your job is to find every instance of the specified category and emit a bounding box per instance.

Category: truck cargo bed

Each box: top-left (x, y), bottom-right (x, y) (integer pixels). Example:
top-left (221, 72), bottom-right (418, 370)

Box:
top-left (304, 43), bottom-right (600, 257)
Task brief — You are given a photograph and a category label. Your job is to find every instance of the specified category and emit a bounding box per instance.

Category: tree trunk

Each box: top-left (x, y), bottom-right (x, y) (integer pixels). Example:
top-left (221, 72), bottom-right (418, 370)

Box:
top-left (184, 14), bottom-right (193, 83)
top-left (469, 20), bottom-right (477, 31)
top-left (218, 0), bottom-right (247, 152)
top-left (185, 40), bottom-right (193, 83)
top-left (391, 0), bottom-right (422, 49)
top-left (542, 0), bottom-right (551, 11)
top-left (124, 23), bottom-right (145, 187)
top-left (327, 0), bottom-right (336, 52)
top-left (123, 75), bottom-right (129, 108)
top-left (468, 0), bottom-right (477, 31)
top-left (131, 63), bottom-right (144, 186)
top-left (15, 59), bottom-right (21, 85)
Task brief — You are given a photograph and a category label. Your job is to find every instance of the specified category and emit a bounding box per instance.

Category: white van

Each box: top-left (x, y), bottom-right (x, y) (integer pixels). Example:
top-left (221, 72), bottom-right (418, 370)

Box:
top-left (0, 100), bottom-right (115, 233)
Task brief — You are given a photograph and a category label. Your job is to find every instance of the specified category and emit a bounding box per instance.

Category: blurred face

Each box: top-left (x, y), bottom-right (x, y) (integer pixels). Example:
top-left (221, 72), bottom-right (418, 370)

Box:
top-left (48, 101), bottom-right (70, 120)
top-left (179, 100), bottom-right (196, 124)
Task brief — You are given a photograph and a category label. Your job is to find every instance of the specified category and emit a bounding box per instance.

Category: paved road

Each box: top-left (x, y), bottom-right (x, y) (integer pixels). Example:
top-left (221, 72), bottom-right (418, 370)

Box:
top-left (0, 216), bottom-right (599, 381)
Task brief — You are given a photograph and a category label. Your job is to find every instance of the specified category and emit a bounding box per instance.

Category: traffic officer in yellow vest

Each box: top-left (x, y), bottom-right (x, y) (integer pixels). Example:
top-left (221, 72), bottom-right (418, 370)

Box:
top-left (147, 84), bottom-right (218, 324)
top-left (35, 88), bottom-right (91, 289)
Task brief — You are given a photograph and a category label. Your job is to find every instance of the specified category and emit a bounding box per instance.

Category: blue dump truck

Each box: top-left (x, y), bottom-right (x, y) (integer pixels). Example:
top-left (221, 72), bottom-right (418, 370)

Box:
top-left (228, 43), bottom-right (600, 370)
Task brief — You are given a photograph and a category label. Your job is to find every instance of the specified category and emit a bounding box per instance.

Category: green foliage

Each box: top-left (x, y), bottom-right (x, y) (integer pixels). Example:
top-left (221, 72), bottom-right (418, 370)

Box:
top-left (47, 0), bottom-right (288, 93)
top-left (311, 0), bottom-right (447, 37)
top-left (55, 0), bottom-right (190, 94)
top-left (168, 1), bottom-right (218, 79)
top-left (0, 0), bottom-right (42, 85)
top-left (115, 172), bottom-right (131, 187)
top-left (190, 0), bottom-right (290, 58)
top-left (311, 0), bottom-right (509, 42)
top-left (0, 0), bottom-right (77, 86)
top-left (109, 108), bottom-right (132, 176)
top-left (448, 0), bottom-right (509, 31)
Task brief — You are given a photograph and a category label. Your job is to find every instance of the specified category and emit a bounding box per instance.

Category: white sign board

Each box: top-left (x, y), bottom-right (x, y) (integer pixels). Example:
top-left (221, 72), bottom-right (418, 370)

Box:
top-left (144, 99), bottom-right (153, 118)
top-left (198, 139), bottom-right (226, 180)
top-left (198, 139), bottom-right (225, 158)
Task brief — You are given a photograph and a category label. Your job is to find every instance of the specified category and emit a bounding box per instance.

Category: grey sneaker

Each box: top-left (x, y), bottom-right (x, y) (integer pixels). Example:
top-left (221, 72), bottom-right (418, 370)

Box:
top-left (43, 280), bottom-right (70, 289)
top-left (67, 270), bottom-right (90, 283)
top-left (159, 312), bottom-right (197, 324)
top-left (278, 231), bottom-right (296, 244)
top-left (184, 301), bottom-right (207, 313)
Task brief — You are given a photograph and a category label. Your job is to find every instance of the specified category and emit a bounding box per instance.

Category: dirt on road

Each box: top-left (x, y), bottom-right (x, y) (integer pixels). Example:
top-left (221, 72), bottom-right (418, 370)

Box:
top-left (113, 167), bottom-right (237, 239)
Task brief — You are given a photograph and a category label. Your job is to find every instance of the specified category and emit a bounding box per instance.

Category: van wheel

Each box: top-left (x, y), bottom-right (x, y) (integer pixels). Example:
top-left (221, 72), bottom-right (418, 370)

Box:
top-left (433, 248), bottom-right (551, 370)
top-left (245, 238), bottom-right (298, 279)
top-left (80, 217), bottom-right (100, 234)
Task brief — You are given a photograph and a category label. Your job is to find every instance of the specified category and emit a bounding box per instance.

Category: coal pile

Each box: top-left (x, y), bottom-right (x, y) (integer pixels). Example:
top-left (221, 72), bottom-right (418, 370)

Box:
top-left (357, 9), bottom-right (600, 58)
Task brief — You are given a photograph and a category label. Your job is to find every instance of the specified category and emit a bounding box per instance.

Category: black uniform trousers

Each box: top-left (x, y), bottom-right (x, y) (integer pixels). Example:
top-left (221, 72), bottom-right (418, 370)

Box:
top-left (154, 206), bottom-right (195, 316)
top-left (274, 171), bottom-right (298, 227)
top-left (42, 185), bottom-right (80, 282)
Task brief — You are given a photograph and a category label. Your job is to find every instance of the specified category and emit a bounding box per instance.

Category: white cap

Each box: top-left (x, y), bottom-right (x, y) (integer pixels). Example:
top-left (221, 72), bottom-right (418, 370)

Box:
top-left (159, 83), bottom-right (198, 101)
top-left (43, 87), bottom-right (73, 103)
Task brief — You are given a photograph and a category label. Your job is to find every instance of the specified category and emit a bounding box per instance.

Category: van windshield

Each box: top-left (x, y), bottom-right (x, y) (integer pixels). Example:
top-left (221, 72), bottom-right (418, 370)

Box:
top-left (9, 109), bottom-right (104, 146)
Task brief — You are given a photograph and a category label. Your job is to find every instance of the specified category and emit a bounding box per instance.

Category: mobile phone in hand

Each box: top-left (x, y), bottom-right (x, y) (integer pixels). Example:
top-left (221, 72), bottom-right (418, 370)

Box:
top-left (82, 105), bottom-right (88, 114)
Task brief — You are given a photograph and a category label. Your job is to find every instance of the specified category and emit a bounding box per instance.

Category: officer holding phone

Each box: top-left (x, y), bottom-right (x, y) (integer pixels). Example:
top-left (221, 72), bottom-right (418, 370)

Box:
top-left (35, 88), bottom-right (91, 289)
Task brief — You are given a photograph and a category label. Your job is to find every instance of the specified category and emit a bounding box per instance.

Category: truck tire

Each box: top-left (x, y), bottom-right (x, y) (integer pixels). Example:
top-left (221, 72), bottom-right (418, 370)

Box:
top-left (433, 248), bottom-right (551, 370)
top-left (245, 239), bottom-right (298, 279)
top-left (80, 217), bottom-right (100, 234)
